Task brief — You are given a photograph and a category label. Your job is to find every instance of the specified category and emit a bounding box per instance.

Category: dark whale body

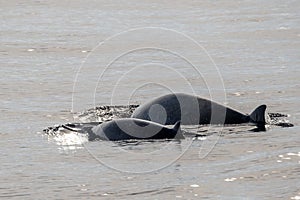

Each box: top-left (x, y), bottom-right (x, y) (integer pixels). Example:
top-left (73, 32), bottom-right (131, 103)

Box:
top-left (90, 118), bottom-right (183, 141)
top-left (131, 93), bottom-right (267, 126)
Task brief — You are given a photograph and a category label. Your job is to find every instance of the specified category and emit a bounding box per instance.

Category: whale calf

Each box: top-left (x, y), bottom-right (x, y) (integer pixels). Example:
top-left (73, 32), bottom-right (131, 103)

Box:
top-left (89, 118), bottom-right (183, 141)
top-left (131, 93), bottom-right (267, 126)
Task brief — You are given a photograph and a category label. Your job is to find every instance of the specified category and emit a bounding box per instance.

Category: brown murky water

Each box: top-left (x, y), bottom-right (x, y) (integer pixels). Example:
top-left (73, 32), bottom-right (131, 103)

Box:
top-left (1, 0), bottom-right (299, 199)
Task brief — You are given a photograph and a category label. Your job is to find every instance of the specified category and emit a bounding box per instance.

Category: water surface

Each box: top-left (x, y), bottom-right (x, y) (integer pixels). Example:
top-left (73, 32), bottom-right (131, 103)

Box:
top-left (1, 0), bottom-right (299, 199)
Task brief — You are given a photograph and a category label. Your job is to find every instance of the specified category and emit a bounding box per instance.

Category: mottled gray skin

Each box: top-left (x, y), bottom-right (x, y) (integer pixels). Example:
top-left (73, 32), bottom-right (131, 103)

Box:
top-left (90, 118), bottom-right (182, 141)
top-left (131, 93), bottom-right (267, 126)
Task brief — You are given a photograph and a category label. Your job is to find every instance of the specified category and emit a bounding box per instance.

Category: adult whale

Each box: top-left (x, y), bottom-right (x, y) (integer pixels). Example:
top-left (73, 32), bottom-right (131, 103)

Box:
top-left (89, 118), bottom-right (183, 141)
top-left (131, 93), bottom-right (267, 126)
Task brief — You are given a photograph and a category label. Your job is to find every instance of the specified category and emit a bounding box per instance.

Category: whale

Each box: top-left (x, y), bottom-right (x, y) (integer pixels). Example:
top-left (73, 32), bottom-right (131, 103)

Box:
top-left (89, 118), bottom-right (183, 141)
top-left (131, 93), bottom-right (267, 127)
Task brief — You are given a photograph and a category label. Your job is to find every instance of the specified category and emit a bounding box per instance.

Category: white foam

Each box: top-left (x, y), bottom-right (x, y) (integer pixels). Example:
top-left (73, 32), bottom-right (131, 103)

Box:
top-left (190, 184), bottom-right (199, 188)
top-left (283, 157), bottom-right (291, 160)
top-left (197, 137), bottom-right (207, 141)
top-left (224, 178), bottom-right (237, 182)
top-left (291, 196), bottom-right (300, 200)
top-left (233, 92), bottom-right (241, 96)
top-left (53, 132), bottom-right (88, 146)
top-left (278, 26), bottom-right (289, 30)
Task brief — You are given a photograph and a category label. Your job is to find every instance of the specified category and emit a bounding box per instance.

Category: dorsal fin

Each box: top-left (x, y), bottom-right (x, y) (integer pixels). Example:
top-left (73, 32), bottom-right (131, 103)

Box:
top-left (249, 105), bottom-right (267, 125)
top-left (172, 121), bottom-right (181, 132)
top-left (172, 121), bottom-right (185, 139)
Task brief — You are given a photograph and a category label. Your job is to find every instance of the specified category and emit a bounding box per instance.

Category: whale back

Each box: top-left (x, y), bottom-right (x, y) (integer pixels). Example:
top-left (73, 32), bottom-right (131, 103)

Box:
top-left (131, 93), bottom-right (199, 125)
top-left (132, 93), bottom-right (252, 125)
top-left (92, 118), bottom-right (183, 141)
